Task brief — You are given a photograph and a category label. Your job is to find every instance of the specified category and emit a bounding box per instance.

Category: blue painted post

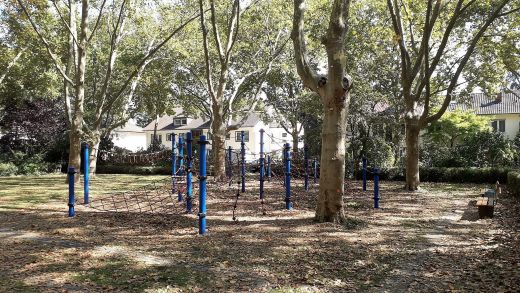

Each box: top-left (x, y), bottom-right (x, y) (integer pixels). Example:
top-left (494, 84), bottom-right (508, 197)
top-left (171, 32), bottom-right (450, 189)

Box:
top-left (374, 168), bottom-right (380, 208)
top-left (241, 131), bottom-right (245, 193)
top-left (228, 146), bottom-right (233, 186)
top-left (313, 158), bottom-right (318, 184)
top-left (68, 167), bottom-right (76, 217)
top-left (362, 157), bottom-right (367, 192)
top-left (171, 133), bottom-right (177, 194)
top-left (186, 132), bottom-right (193, 213)
top-left (284, 143), bottom-right (292, 210)
top-left (198, 135), bottom-right (208, 235)
top-left (267, 155), bottom-right (271, 182)
top-left (83, 144), bottom-right (89, 204)
top-left (177, 136), bottom-right (184, 202)
top-left (259, 129), bottom-right (265, 199)
top-left (171, 133), bottom-right (177, 175)
top-left (304, 145), bottom-right (309, 191)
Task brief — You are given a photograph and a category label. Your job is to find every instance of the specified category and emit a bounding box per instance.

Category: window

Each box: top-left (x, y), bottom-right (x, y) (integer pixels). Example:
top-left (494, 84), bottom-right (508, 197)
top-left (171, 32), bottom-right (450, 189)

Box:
top-left (166, 134), bottom-right (172, 141)
top-left (151, 134), bottom-right (162, 143)
top-left (158, 135), bottom-right (162, 143)
top-left (235, 131), bottom-right (249, 142)
top-left (174, 118), bottom-right (187, 126)
top-left (282, 133), bottom-right (287, 138)
top-left (491, 120), bottom-right (505, 132)
top-left (226, 133), bottom-right (230, 140)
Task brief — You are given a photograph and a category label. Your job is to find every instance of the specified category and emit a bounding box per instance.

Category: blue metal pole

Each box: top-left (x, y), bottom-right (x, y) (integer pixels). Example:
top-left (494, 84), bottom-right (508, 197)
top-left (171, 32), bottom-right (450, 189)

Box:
top-left (241, 131), bottom-right (245, 193)
top-left (374, 168), bottom-right (380, 208)
top-left (186, 132), bottom-right (193, 213)
top-left (171, 133), bottom-right (177, 175)
top-left (313, 158), bottom-right (318, 184)
top-left (171, 133), bottom-right (177, 194)
top-left (177, 136), bottom-right (184, 202)
top-left (304, 145), bottom-right (309, 191)
top-left (362, 157), bottom-right (367, 192)
top-left (228, 146), bottom-right (233, 187)
top-left (226, 146), bottom-right (232, 178)
top-left (68, 167), bottom-right (76, 217)
top-left (259, 129), bottom-right (265, 199)
top-left (198, 135), bottom-right (208, 235)
top-left (284, 143), bottom-right (292, 210)
top-left (267, 155), bottom-right (271, 182)
top-left (83, 144), bottom-right (89, 204)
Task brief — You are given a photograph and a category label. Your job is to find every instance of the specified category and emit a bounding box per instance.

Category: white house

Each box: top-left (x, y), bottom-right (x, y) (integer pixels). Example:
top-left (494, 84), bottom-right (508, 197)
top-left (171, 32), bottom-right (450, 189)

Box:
top-left (112, 120), bottom-right (147, 152)
top-left (448, 92), bottom-right (520, 139)
top-left (143, 111), bottom-right (304, 161)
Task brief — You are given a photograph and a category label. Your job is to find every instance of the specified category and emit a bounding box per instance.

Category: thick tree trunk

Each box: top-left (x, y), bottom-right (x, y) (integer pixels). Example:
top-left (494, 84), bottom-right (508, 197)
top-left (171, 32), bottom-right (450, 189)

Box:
top-left (315, 104), bottom-right (348, 223)
top-left (68, 122), bottom-right (82, 181)
top-left (292, 129), bottom-right (299, 155)
top-left (405, 119), bottom-right (420, 190)
top-left (211, 104), bottom-right (226, 180)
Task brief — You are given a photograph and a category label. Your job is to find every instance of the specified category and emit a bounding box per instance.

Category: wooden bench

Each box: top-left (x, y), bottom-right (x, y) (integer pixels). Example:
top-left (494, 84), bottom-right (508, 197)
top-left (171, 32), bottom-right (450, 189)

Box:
top-left (476, 182), bottom-right (501, 219)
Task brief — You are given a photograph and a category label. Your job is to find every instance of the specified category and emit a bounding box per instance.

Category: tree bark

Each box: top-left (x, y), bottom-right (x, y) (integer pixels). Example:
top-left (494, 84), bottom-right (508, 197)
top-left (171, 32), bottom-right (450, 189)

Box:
top-left (88, 133), bottom-right (100, 176)
top-left (315, 105), bottom-right (348, 222)
top-left (68, 0), bottom-right (89, 182)
top-left (211, 104), bottom-right (227, 180)
top-left (292, 128), bottom-right (299, 155)
top-left (404, 119), bottom-right (420, 190)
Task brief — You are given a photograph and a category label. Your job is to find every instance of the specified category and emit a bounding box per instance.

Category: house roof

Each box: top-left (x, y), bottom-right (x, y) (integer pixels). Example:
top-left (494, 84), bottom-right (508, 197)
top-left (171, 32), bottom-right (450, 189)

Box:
top-left (230, 112), bottom-right (261, 128)
top-left (143, 111), bottom-right (263, 132)
top-left (115, 120), bottom-right (144, 133)
top-left (449, 92), bottom-right (520, 115)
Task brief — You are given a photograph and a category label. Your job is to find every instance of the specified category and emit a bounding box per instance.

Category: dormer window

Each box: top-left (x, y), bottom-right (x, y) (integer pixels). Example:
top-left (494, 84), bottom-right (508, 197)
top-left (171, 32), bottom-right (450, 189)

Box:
top-left (174, 118), bottom-right (187, 126)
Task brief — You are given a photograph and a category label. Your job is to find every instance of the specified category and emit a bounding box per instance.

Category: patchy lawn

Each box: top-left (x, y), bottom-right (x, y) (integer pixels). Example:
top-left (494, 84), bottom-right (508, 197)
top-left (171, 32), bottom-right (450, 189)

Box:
top-left (0, 174), bottom-right (519, 292)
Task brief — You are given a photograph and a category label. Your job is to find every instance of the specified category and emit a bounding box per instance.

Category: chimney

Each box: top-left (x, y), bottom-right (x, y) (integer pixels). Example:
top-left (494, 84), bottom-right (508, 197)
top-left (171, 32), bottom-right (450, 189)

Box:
top-left (495, 92), bottom-right (502, 103)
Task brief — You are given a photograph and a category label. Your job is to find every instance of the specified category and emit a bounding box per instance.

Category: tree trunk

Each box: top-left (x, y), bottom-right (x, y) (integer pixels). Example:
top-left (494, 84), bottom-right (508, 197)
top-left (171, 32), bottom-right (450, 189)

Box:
top-left (68, 0), bottom-right (89, 182)
top-left (211, 104), bottom-right (226, 180)
top-left (292, 129), bottom-right (299, 155)
top-left (68, 122), bottom-right (82, 182)
top-left (405, 119), bottom-right (420, 190)
top-left (315, 104), bottom-right (348, 223)
top-left (88, 134), bottom-right (101, 176)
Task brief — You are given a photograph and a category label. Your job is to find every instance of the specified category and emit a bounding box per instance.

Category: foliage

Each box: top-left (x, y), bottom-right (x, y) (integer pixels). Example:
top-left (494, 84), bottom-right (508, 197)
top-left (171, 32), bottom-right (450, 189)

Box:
top-left (507, 171), bottom-right (520, 197)
top-left (0, 162), bottom-right (18, 176)
top-left (425, 110), bottom-right (490, 148)
top-left (456, 131), bottom-right (517, 168)
top-left (96, 164), bottom-right (170, 175)
top-left (360, 167), bottom-right (511, 184)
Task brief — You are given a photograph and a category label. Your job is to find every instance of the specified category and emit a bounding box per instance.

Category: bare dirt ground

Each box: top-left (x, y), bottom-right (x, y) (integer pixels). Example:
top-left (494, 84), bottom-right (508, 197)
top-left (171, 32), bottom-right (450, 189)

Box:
top-left (0, 174), bottom-right (519, 292)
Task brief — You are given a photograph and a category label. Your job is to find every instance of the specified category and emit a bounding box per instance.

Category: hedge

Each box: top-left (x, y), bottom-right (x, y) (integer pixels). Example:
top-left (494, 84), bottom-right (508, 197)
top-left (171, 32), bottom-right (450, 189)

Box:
top-left (507, 171), bottom-right (520, 197)
top-left (96, 164), bottom-right (170, 175)
top-left (355, 167), bottom-right (512, 184)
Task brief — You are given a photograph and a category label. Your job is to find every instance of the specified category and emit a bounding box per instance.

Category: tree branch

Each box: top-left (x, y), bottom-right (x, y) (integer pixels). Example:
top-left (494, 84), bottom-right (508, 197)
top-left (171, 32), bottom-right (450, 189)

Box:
top-left (16, 0), bottom-right (76, 86)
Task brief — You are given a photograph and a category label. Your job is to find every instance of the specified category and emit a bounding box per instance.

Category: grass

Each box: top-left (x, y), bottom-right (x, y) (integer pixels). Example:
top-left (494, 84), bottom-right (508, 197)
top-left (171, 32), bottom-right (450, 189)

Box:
top-left (0, 174), bottom-right (166, 209)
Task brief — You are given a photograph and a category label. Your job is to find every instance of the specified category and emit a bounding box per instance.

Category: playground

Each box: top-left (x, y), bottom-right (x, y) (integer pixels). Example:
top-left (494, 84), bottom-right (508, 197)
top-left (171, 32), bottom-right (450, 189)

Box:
top-left (1, 172), bottom-right (519, 292)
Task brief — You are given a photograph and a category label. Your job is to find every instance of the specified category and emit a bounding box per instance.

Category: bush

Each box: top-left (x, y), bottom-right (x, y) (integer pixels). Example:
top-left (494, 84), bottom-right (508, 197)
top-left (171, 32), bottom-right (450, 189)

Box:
top-left (356, 167), bottom-right (510, 184)
top-left (97, 164), bottom-right (170, 175)
top-left (507, 171), bottom-right (520, 197)
top-left (0, 163), bottom-right (18, 176)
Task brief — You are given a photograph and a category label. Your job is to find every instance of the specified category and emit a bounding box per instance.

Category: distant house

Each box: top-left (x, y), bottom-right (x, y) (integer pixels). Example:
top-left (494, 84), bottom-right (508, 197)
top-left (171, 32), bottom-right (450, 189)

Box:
top-left (448, 92), bottom-right (520, 139)
top-left (143, 111), bottom-right (303, 161)
top-left (112, 120), bottom-right (147, 152)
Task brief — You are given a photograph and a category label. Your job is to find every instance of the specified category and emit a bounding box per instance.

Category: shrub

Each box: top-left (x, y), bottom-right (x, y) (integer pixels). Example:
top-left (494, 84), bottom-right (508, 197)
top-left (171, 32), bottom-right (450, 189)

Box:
top-left (97, 164), bottom-right (170, 175)
top-left (357, 167), bottom-right (510, 184)
top-left (507, 171), bottom-right (520, 197)
top-left (0, 163), bottom-right (18, 176)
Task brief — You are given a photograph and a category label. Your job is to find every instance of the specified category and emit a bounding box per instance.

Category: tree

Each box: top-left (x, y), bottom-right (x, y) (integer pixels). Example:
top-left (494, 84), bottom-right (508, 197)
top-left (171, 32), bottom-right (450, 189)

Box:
top-left (291, 0), bottom-right (353, 223)
top-left (16, 0), bottom-right (201, 178)
top-left (263, 70), bottom-right (308, 155)
top-left (198, 0), bottom-right (286, 180)
top-left (425, 109), bottom-right (490, 148)
top-left (385, 0), bottom-right (516, 190)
